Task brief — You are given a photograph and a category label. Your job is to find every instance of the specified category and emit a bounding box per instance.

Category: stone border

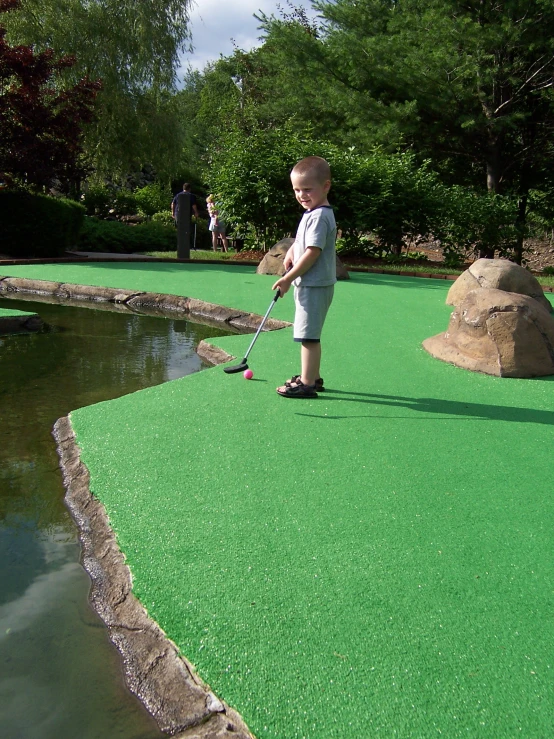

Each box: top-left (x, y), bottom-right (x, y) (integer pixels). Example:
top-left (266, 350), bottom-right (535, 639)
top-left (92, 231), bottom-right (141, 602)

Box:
top-left (0, 276), bottom-right (291, 334)
top-left (53, 418), bottom-right (254, 738)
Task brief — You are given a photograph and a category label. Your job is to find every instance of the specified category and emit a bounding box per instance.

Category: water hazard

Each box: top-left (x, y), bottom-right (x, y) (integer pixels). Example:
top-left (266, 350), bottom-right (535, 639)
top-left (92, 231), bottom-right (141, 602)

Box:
top-left (0, 296), bottom-right (232, 738)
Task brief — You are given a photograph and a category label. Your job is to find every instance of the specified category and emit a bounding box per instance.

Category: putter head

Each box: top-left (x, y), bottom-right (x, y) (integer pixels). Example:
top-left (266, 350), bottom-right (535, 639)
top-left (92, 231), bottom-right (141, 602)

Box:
top-left (223, 360), bottom-right (248, 374)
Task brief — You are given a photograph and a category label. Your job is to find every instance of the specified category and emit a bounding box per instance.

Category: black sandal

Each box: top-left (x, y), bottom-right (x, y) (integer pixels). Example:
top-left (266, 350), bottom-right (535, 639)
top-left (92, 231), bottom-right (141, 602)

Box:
top-left (285, 375), bottom-right (325, 391)
top-left (277, 380), bottom-right (318, 398)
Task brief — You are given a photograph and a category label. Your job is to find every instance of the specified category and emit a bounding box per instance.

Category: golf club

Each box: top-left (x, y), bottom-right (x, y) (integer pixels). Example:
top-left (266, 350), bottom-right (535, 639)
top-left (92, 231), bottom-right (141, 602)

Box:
top-left (223, 287), bottom-right (282, 374)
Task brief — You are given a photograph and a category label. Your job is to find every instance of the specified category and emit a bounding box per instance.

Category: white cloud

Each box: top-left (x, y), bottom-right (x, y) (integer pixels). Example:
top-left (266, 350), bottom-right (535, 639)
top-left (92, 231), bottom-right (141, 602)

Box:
top-left (0, 562), bottom-right (80, 640)
top-left (181, 0), bottom-right (318, 74)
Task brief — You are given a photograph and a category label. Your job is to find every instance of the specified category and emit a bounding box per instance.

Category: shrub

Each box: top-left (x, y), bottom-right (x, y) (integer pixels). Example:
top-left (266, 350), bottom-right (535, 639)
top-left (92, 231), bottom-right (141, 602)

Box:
top-left (436, 189), bottom-right (520, 266)
top-left (81, 184), bottom-right (114, 218)
top-left (134, 183), bottom-right (172, 217)
top-left (81, 184), bottom-right (139, 219)
top-left (151, 210), bottom-right (175, 226)
top-left (114, 189), bottom-right (139, 216)
top-left (78, 217), bottom-right (176, 252)
top-left (0, 190), bottom-right (85, 257)
top-left (207, 122), bottom-right (522, 261)
top-left (207, 123), bottom-right (449, 253)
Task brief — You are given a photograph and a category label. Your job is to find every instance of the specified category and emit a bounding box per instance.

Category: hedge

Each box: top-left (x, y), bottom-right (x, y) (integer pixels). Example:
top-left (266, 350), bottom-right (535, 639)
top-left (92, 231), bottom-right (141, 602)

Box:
top-left (0, 191), bottom-right (85, 258)
top-left (78, 217), bottom-right (178, 253)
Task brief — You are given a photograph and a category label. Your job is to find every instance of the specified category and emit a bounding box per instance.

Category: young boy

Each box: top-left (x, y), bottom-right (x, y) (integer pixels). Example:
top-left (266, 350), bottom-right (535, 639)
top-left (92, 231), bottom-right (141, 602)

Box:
top-left (272, 156), bottom-right (337, 398)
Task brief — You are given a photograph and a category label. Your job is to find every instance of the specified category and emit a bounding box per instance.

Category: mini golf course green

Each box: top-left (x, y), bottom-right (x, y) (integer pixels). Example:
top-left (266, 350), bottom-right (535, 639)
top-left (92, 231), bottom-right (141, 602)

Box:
top-left (3, 262), bottom-right (554, 737)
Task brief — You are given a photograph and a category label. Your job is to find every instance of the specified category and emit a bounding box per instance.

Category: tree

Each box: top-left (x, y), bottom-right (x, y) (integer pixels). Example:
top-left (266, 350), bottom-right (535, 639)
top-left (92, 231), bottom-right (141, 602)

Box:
top-left (0, 0), bottom-right (100, 189)
top-left (258, 1), bottom-right (554, 260)
top-left (4, 0), bottom-right (192, 180)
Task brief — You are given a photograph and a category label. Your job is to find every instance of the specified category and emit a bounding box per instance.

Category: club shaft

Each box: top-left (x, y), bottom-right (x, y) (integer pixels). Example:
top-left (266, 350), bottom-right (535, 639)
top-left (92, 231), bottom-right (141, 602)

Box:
top-left (243, 292), bottom-right (280, 361)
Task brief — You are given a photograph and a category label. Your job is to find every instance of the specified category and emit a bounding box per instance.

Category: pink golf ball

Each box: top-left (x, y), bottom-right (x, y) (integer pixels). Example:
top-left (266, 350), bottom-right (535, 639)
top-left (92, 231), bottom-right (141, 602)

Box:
top-left (243, 369), bottom-right (254, 380)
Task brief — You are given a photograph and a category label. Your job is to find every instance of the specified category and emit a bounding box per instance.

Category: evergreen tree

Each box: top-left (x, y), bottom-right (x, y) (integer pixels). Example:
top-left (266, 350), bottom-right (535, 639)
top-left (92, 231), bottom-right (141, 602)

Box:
top-left (257, 0), bottom-right (554, 258)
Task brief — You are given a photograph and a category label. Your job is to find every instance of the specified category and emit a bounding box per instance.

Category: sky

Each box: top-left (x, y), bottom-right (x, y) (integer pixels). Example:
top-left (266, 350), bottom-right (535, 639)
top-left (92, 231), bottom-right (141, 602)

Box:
top-left (180, 0), bottom-right (318, 75)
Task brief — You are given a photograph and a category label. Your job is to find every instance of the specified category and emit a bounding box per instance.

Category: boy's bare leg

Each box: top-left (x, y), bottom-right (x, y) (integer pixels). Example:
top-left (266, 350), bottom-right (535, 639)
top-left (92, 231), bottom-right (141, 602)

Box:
top-left (300, 342), bottom-right (321, 386)
top-left (221, 235), bottom-right (229, 251)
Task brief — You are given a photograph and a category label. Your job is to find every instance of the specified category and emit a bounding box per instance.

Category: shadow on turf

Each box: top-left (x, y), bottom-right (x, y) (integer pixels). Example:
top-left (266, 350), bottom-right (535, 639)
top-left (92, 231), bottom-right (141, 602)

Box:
top-left (297, 389), bottom-right (554, 425)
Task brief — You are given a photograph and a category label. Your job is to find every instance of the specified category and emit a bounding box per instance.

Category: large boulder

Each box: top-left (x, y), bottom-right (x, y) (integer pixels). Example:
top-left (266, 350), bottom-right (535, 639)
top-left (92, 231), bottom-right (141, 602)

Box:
top-left (447, 258), bottom-right (552, 313)
top-left (256, 237), bottom-right (350, 280)
top-left (423, 288), bottom-right (554, 377)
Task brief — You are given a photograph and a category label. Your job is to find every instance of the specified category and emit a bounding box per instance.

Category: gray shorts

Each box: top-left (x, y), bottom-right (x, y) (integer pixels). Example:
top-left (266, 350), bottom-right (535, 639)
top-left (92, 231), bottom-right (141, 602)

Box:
top-left (293, 285), bottom-right (334, 342)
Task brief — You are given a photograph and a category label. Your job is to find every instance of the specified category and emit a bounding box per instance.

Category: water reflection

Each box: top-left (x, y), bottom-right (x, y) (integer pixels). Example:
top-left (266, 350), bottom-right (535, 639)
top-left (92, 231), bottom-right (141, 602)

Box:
top-left (0, 297), bottom-right (231, 738)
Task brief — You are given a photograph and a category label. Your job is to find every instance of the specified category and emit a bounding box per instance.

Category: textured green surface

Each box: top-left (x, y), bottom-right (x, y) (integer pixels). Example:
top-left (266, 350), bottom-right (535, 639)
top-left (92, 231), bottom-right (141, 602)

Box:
top-left (0, 262), bottom-right (293, 323)
top-left (21, 263), bottom-right (553, 737)
top-left (0, 306), bottom-right (36, 318)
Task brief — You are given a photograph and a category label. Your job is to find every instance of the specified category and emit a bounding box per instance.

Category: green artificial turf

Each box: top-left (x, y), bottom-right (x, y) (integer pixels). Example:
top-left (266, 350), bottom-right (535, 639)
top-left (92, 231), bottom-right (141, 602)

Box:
top-left (0, 306), bottom-right (36, 318)
top-left (9, 263), bottom-right (553, 737)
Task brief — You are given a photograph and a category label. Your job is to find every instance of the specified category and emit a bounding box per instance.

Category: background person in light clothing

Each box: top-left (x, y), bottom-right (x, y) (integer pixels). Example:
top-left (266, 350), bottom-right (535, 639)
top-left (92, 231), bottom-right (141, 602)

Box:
top-left (206, 194), bottom-right (229, 252)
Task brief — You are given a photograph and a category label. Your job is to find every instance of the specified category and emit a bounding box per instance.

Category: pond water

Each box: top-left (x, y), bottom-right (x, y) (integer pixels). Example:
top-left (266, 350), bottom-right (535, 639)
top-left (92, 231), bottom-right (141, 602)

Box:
top-left (0, 297), bottom-right (233, 738)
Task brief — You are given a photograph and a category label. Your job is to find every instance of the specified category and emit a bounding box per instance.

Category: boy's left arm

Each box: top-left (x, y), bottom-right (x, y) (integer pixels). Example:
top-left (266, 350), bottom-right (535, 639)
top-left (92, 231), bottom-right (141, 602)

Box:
top-left (272, 247), bottom-right (320, 296)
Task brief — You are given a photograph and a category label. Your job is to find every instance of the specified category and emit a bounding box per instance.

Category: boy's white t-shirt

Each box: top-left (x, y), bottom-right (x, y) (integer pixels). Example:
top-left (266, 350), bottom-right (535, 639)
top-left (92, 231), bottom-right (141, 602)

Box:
top-left (292, 205), bottom-right (337, 287)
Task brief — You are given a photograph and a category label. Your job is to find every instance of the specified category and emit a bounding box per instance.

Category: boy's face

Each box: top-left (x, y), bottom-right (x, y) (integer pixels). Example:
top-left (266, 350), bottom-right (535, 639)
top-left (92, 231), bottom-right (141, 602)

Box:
top-left (291, 172), bottom-right (330, 211)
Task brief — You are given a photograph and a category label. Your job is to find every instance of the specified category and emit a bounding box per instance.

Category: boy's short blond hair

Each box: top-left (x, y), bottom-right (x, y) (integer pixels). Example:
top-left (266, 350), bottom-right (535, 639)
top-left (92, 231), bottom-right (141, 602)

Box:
top-left (291, 156), bottom-right (331, 184)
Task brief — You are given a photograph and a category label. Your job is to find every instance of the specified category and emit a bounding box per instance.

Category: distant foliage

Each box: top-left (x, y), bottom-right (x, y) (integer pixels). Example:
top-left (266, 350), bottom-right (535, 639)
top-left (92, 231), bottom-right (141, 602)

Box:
top-left (0, 0), bottom-right (100, 189)
top-left (0, 189), bottom-right (85, 257)
top-left (81, 182), bottom-right (173, 220)
top-left (437, 189), bottom-right (521, 267)
top-left (134, 183), bottom-right (172, 217)
top-left (151, 210), bottom-right (175, 227)
top-left (207, 122), bottom-right (520, 258)
top-left (4, 0), bottom-right (192, 180)
top-left (78, 217), bottom-right (176, 253)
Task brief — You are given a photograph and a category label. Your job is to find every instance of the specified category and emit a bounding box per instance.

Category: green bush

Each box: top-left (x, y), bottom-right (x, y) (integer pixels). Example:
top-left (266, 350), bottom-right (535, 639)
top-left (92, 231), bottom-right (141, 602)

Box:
top-left (0, 190), bottom-right (85, 258)
top-left (134, 183), bottom-right (172, 217)
top-left (151, 210), bottom-right (175, 226)
top-left (207, 122), bottom-right (521, 260)
top-left (114, 190), bottom-right (139, 216)
top-left (81, 184), bottom-right (140, 219)
top-left (436, 189), bottom-right (520, 266)
top-left (208, 123), bottom-right (448, 253)
top-left (78, 217), bottom-right (177, 252)
top-left (81, 184), bottom-right (114, 218)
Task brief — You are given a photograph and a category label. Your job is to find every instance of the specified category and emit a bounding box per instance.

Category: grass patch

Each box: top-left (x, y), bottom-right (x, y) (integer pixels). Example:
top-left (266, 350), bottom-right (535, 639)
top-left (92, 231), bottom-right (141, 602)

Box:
top-left (140, 250), bottom-right (257, 261)
top-left (342, 261), bottom-right (464, 276)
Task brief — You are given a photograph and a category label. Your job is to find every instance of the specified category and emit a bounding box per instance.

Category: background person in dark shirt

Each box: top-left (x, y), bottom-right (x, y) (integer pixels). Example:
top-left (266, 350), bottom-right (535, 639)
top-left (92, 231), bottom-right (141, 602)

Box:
top-left (171, 183), bottom-right (199, 220)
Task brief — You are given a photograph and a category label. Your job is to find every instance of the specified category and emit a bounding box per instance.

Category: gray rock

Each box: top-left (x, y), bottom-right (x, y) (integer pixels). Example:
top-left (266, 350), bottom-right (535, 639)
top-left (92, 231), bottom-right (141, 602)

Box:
top-left (257, 237), bottom-right (350, 280)
top-left (447, 258), bottom-right (552, 313)
top-left (423, 288), bottom-right (554, 377)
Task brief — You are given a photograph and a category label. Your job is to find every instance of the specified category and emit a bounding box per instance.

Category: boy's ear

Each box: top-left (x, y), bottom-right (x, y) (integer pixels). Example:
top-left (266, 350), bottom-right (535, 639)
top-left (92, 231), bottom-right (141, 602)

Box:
top-left (324, 179), bottom-right (331, 193)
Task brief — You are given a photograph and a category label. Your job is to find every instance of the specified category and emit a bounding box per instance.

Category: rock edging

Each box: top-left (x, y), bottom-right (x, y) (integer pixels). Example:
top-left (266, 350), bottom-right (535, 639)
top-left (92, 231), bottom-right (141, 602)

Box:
top-left (0, 276), bottom-right (291, 337)
top-left (53, 416), bottom-right (255, 739)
